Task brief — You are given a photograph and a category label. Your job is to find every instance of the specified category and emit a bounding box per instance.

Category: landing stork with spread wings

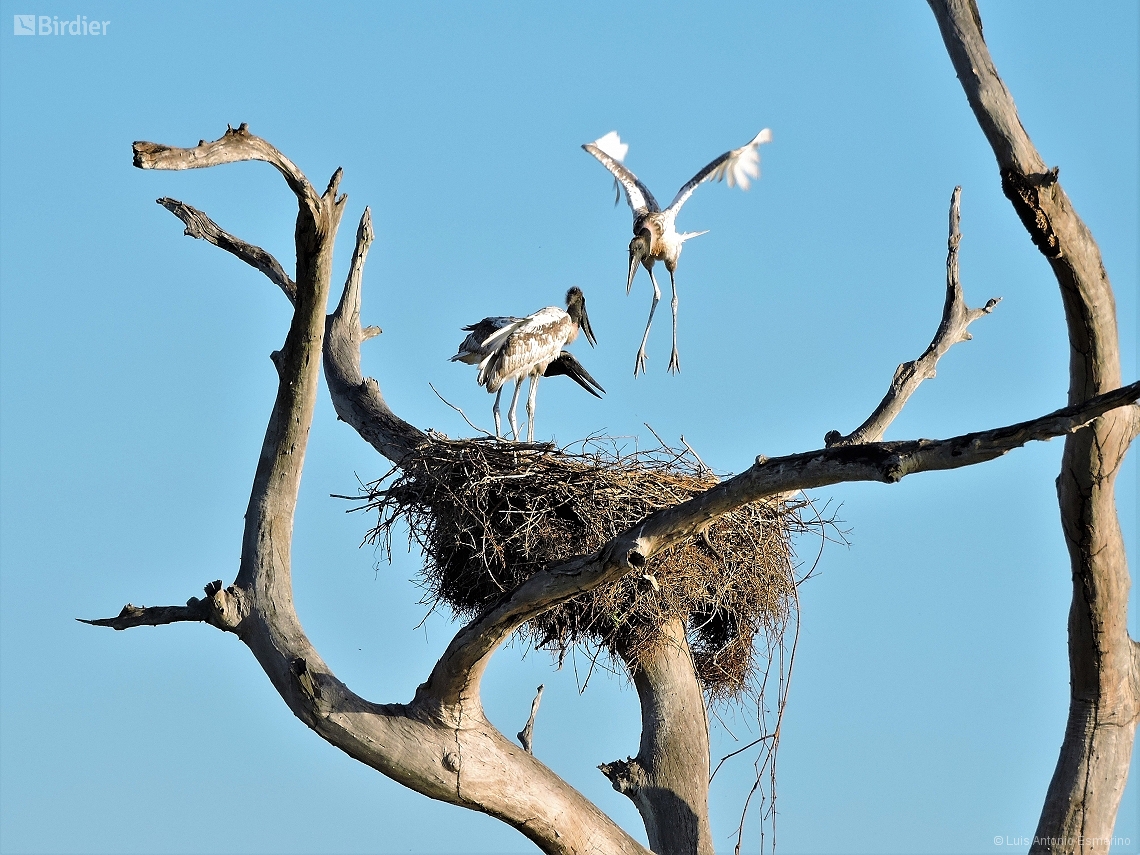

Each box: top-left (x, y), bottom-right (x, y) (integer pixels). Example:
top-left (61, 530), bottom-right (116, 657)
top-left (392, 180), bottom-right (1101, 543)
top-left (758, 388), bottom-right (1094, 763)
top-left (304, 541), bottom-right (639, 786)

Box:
top-left (451, 287), bottom-right (601, 441)
top-left (583, 129), bottom-right (772, 375)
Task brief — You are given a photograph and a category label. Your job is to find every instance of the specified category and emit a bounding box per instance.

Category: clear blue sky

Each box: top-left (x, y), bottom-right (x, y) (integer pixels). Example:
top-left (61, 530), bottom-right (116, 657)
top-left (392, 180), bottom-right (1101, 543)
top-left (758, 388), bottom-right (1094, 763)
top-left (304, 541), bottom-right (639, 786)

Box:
top-left (1, 2), bottom-right (1136, 854)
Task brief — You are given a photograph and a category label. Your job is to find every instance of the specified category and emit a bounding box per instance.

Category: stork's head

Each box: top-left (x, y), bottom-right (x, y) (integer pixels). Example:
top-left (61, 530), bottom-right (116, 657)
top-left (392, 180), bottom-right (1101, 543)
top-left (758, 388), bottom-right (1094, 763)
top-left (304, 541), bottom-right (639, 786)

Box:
top-left (627, 230), bottom-right (651, 294)
top-left (565, 286), bottom-right (597, 347)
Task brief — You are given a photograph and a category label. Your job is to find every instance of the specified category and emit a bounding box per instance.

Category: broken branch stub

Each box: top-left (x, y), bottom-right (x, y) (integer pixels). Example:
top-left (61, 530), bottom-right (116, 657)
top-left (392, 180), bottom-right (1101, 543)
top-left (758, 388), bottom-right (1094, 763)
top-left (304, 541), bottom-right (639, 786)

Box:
top-left (516, 684), bottom-right (544, 754)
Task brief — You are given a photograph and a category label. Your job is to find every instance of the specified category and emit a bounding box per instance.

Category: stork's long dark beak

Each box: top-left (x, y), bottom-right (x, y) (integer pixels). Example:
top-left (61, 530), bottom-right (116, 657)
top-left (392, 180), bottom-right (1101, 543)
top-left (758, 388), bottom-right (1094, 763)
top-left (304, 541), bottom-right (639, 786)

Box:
top-left (580, 302), bottom-right (597, 348)
top-left (626, 248), bottom-right (640, 295)
top-left (544, 352), bottom-right (605, 398)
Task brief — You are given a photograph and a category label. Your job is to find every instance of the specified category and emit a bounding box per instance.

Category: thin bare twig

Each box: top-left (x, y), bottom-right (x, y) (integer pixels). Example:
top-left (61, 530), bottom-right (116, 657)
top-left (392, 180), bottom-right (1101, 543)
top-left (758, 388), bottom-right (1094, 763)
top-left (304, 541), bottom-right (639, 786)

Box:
top-left (643, 422), bottom-right (670, 450)
top-left (710, 732), bottom-right (775, 783)
top-left (429, 383), bottom-right (494, 438)
top-left (680, 435), bottom-right (711, 475)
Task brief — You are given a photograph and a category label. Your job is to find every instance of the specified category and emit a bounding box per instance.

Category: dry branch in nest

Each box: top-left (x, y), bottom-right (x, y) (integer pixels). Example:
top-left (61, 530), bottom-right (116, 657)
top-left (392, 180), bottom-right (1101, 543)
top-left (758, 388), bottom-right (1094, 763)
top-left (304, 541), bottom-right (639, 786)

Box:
top-left (356, 436), bottom-right (819, 700)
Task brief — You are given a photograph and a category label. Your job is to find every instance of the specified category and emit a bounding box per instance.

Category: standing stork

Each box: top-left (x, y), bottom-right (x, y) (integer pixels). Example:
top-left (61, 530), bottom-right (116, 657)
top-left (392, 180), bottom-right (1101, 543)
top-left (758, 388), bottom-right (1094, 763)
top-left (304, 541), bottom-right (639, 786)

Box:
top-left (451, 287), bottom-right (600, 441)
top-left (583, 128), bottom-right (772, 375)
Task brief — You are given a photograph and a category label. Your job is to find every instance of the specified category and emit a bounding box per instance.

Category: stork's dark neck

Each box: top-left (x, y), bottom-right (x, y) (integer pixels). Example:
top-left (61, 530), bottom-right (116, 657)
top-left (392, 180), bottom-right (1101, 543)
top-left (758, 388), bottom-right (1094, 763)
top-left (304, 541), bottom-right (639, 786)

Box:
top-left (565, 288), bottom-right (586, 324)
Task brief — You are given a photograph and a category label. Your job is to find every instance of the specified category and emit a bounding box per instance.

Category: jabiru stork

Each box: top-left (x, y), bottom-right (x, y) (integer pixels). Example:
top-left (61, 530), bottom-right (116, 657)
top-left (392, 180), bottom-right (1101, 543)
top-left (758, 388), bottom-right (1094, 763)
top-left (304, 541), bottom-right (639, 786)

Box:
top-left (583, 128), bottom-right (772, 375)
top-left (451, 287), bottom-right (600, 441)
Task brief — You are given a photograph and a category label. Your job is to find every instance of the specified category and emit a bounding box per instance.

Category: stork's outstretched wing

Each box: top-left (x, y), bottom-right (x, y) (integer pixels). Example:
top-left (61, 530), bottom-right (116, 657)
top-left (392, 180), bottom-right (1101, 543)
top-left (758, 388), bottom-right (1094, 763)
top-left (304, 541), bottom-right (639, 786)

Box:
top-left (666, 128), bottom-right (772, 215)
top-left (583, 133), bottom-right (660, 215)
top-left (591, 131), bottom-right (628, 206)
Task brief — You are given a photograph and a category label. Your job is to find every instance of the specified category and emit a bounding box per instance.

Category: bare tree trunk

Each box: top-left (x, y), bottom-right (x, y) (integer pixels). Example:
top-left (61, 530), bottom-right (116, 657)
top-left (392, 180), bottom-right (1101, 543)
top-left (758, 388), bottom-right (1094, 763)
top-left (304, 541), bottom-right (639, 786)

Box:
top-left (929, 3), bottom-right (1140, 850)
top-left (602, 618), bottom-right (714, 855)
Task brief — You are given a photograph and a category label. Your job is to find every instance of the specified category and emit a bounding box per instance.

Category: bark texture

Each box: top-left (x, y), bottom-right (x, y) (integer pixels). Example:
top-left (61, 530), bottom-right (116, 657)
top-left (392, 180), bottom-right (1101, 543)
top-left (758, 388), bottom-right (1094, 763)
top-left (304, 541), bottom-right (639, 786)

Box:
top-left (929, 2), bottom-right (1140, 851)
top-left (602, 619), bottom-right (714, 855)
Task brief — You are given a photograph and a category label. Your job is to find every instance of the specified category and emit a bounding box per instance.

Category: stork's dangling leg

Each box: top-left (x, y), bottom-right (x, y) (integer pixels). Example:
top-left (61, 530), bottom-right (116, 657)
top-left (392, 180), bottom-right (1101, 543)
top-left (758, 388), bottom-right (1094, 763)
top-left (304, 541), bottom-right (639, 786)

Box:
top-left (525, 372), bottom-right (542, 442)
top-left (634, 262), bottom-right (662, 376)
top-left (492, 388), bottom-right (504, 438)
top-left (506, 378), bottom-right (524, 441)
top-left (667, 265), bottom-right (681, 374)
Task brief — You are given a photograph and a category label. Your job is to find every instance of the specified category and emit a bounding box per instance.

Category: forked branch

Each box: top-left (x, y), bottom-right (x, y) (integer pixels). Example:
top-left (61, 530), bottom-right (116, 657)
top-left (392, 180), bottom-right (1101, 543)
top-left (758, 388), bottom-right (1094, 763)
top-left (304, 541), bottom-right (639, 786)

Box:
top-left (105, 126), bottom-right (652, 855)
top-left (827, 186), bottom-right (999, 446)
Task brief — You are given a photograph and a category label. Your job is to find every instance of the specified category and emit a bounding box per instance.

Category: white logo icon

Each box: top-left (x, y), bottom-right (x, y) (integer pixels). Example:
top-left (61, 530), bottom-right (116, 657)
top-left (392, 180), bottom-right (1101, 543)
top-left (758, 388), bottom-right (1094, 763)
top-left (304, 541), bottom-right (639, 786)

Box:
top-left (11, 14), bottom-right (111, 36)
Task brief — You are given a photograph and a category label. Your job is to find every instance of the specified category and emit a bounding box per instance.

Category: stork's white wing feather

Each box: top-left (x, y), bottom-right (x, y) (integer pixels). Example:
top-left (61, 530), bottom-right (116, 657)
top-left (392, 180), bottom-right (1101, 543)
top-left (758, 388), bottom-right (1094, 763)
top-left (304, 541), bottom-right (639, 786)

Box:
top-left (593, 132), bottom-right (631, 206)
top-left (451, 316), bottom-right (520, 363)
top-left (478, 307), bottom-right (571, 389)
top-left (593, 131), bottom-right (629, 163)
top-left (709, 128), bottom-right (772, 189)
top-left (666, 128), bottom-right (773, 213)
top-left (479, 317), bottom-right (526, 349)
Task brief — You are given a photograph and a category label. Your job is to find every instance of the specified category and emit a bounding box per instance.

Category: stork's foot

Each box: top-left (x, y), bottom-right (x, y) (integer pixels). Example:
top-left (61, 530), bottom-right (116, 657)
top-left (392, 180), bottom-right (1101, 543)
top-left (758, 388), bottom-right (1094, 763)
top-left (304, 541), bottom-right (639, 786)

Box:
top-left (667, 349), bottom-right (681, 374)
top-left (633, 348), bottom-right (649, 377)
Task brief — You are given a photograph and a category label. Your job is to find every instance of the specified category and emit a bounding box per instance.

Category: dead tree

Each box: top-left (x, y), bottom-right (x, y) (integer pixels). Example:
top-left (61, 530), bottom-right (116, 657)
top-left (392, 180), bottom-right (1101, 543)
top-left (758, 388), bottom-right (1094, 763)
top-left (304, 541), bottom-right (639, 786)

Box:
top-left (85, 5), bottom-right (1137, 852)
top-left (928, 2), bottom-right (1140, 849)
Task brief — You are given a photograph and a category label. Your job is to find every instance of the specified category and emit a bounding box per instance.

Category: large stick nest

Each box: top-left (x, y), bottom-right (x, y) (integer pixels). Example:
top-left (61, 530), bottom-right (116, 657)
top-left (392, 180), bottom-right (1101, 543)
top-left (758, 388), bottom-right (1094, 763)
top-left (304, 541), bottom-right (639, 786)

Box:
top-left (359, 436), bottom-right (814, 700)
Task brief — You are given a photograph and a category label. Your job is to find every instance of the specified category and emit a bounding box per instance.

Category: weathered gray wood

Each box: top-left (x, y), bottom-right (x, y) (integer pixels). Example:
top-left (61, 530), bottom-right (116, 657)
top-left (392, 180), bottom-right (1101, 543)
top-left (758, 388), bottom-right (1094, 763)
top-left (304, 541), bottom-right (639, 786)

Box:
top-left (929, 2), bottom-right (1139, 850)
top-left (156, 197), bottom-right (297, 304)
top-left (603, 619), bottom-right (715, 855)
top-left (517, 684), bottom-right (545, 754)
top-left (827, 186), bottom-right (999, 446)
top-left (323, 207), bottom-right (428, 464)
top-left (134, 123), bottom-right (321, 215)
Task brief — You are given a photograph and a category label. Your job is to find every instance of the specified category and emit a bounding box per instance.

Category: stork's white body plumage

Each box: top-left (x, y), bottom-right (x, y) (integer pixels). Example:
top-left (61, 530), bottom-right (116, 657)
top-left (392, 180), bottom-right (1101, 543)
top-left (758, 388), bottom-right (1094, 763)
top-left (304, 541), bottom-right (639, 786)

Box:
top-left (452, 289), bottom-right (598, 441)
top-left (583, 128), bottom-right (772, 375)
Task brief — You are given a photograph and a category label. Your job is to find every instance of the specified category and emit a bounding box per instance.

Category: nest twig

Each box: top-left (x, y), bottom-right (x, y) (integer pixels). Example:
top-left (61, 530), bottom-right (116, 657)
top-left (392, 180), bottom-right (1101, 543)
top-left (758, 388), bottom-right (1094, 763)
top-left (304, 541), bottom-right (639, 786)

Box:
top-left (356, 436), bottom-right (822, 700)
